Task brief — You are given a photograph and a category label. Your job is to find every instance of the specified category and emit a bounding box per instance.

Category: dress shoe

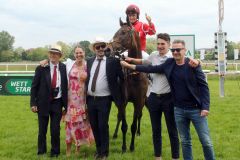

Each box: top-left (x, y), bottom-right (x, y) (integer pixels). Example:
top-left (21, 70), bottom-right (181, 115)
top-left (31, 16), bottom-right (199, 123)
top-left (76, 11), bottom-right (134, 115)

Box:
top-left (155, 157), bottom-right (162, 160)
top-left (50, 153), bottom-right (59, 158)
top-left (100, 155), bottom-right (107, 160)
top-left (94, 152), bottom-right (100, 160)
top-left (37, 152), bottom-right (46, 155)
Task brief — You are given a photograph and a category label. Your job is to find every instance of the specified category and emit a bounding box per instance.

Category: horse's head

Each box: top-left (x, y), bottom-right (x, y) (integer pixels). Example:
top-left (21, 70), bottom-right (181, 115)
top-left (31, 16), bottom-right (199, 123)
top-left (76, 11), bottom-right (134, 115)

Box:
top-left (107, 18), bottom-right (141, 59)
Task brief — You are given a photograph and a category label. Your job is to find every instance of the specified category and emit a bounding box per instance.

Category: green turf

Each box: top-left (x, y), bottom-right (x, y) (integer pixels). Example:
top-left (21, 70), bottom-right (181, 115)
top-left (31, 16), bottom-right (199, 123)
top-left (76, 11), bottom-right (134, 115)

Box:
top-left (0, 79), bottom-right (240, 160)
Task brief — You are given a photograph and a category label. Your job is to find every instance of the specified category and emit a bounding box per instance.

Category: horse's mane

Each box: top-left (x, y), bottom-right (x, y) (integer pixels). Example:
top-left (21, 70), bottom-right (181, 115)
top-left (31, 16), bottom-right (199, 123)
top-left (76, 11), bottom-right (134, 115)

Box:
top-left (128, 29), bottom-right (142, 59)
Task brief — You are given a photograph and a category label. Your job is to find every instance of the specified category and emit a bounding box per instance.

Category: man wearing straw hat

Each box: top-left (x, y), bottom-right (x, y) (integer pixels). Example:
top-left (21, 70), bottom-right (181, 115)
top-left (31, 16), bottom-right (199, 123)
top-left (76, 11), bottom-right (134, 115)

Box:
top-left (30, 44), bottom-right (68, 157)
top-left (86, 37), bottom-right (124, 160)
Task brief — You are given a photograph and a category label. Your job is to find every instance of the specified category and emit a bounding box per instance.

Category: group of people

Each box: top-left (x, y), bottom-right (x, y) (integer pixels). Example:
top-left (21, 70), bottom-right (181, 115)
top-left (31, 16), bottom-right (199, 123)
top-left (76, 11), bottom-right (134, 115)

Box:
top-left (30, 4), bottom-right (215, 160)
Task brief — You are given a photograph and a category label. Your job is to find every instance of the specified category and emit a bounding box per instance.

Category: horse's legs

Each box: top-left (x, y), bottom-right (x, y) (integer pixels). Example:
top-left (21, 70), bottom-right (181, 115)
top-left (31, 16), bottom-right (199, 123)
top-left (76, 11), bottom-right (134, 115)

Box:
top-left (137, 97), bottom-right (147, 136)
top-left (121, 112), bottom-right (128, 153)
top-left (113, 111), bottom-right (121, 139)
top-left (130, 99), bottom-right (145, 152)
top-left (136, 110), bottom-right (142, 136)
top-left (130, 107), bottom-right (138, 152)
top-left (114, 104), bottom-right (128, 153)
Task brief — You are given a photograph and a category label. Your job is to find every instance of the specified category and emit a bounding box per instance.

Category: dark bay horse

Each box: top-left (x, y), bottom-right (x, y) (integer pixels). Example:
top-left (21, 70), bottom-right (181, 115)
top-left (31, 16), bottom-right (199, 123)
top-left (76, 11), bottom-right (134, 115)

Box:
top-left (107, 18), bottom-right (148, 152)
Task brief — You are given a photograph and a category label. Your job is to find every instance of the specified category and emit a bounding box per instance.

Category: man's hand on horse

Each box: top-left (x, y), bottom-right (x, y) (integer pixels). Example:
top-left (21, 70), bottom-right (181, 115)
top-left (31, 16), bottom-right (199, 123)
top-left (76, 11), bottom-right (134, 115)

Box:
top-left (125, 57), bottom-right (134, 63)
top-left (120, 61), bottom-right (136, 70)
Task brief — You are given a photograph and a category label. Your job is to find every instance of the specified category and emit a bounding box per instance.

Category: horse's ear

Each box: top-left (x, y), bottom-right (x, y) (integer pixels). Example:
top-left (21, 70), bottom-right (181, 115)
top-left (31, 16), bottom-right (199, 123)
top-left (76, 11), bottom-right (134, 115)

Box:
top-left (119, 17), bottom-right (124, 26)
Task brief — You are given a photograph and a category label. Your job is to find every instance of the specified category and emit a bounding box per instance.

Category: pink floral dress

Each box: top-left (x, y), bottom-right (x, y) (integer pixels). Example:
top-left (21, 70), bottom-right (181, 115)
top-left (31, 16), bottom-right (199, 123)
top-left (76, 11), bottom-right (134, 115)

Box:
top-left (64, 62), bottom-right (94, 146)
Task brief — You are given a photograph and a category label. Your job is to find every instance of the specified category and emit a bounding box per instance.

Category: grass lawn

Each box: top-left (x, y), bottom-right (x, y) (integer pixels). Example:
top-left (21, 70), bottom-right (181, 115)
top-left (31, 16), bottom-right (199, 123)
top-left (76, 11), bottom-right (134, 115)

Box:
top-left (0, 79), bottom-right (240, 160)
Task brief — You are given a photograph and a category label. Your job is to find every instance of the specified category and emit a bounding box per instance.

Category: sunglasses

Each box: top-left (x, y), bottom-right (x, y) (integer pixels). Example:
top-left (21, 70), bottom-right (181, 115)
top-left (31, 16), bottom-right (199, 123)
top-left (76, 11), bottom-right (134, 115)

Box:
top-left (95, 44), bottom-right (106, 50)
top-left (170, 48), bottom-right (184, 52)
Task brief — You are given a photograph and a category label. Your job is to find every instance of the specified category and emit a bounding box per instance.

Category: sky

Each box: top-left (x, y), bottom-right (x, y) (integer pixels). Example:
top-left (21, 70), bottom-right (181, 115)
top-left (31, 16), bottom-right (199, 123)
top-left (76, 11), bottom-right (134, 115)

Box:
top-left (0, 0), bottom-right (239, 49)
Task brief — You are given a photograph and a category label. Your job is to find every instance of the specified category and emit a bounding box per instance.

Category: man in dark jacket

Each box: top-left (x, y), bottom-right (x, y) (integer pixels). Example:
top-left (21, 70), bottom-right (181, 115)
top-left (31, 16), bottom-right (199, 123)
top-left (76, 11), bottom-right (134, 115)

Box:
top-left (30, 44), bottom-right (68, 157)
top-left (121, 39), bottom-right (215, 160)
top-left (86, 37), bottom-right (124, 160)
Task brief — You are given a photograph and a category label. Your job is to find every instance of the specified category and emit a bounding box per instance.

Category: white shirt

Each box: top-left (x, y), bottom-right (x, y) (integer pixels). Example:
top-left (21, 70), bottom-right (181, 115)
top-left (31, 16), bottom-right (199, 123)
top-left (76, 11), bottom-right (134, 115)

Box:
top-left (122, 50), bottom-right (149, 60)
top-left (49, 62), bottom-right (62, 99)
top-left (143, 51), bottom-right (172, 95)
top-left (87, 56), bottom-right (110, 96)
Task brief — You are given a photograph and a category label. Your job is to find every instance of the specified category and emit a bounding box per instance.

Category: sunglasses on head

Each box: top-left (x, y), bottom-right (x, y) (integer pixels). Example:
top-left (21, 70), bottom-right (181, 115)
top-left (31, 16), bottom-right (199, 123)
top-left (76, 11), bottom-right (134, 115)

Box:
top-left (95, 44), bottom-right (106, 50)
top-left (170, 48), bottom-right (184, 52)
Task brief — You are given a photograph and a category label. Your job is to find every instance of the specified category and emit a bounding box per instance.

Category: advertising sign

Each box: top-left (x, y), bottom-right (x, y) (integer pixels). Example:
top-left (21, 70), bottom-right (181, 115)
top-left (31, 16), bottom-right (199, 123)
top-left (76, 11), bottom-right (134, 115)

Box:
top-left (217, 32), bottom-right (227, 75)
top-left (0, 74), bottom-right (34, 95)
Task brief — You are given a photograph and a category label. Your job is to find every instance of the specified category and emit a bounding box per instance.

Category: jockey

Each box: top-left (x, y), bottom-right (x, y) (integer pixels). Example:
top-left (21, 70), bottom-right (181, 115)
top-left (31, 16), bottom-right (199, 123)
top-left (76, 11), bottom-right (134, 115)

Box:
top-left (125, 4), bottom-right (156, 52)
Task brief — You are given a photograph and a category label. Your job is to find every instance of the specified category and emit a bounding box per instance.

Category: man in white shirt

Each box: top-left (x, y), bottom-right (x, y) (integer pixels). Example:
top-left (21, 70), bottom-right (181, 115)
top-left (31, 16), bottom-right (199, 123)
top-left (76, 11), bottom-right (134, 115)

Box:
top-left (30, 44), bottom-right (68, 157)
top-left (125, 33), bottom-right (179, 160)
top-left (86, 37), bottom-right (124, 160)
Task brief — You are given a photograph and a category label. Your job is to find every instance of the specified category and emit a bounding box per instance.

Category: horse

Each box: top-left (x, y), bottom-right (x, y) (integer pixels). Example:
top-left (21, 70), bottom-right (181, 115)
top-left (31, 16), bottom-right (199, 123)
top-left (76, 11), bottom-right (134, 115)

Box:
top-left (106, 18), bottom-right (148, 152)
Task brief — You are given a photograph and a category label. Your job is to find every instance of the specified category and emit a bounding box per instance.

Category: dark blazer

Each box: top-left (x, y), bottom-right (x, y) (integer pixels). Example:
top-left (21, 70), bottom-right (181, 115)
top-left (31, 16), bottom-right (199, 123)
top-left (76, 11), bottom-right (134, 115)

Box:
top-left (136, 58), bottom-right (210, 111)
top-left (86, 56), bottom-right (124, 107)
top-left (30, 62), bottom-right (68, 116)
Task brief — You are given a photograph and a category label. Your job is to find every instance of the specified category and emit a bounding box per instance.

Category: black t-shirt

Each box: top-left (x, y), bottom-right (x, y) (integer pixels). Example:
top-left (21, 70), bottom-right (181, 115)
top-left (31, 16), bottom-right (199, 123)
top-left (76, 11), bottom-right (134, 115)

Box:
top-left (171, 63), bottom-right (198, 108)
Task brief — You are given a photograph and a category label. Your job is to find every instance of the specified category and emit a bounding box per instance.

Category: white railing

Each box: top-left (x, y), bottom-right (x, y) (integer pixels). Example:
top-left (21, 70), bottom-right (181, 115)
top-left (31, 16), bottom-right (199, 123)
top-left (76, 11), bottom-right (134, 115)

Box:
top-left (202, 62), bottom-right (240, 71)
top-left (0, 63), bottom-right (38, 71)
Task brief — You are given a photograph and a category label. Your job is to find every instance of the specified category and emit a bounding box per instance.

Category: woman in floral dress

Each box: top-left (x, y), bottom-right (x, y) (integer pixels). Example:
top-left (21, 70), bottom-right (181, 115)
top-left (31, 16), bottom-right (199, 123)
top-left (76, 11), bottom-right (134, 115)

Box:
top-left (64, 46), bottom-right (94, 157)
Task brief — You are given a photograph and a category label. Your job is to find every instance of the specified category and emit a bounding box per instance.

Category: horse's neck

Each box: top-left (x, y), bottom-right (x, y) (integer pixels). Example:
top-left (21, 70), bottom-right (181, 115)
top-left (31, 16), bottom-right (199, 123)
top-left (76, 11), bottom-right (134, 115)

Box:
top-left (128, 48), bottom-right (142, 59)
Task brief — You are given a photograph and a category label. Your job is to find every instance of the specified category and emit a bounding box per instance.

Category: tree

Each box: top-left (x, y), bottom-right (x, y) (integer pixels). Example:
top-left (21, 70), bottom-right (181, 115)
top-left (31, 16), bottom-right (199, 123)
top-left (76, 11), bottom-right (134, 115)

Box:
top-left (56, 41), bottom-right (71, 59)
top-left (0, 31), bottom-right (15, 62)
top-left (146, 38), bottom-right (156, 54)
top-left (194, 51), bottom-right (200, 59)
top-left (21, 50), bottom-right (28, 60)
top-left (0, 50), bottom-right (14, 62)
top-left (14, 47), bottom-right (25, 61)
top-left (205, 51), bottom-right (215, 60)
top-left (26, 47), bottom-right (48, 61)
top-left (226, 41), bottom-right (235, 60)
top-left (79, 40), bottom-right (94, 58)
top-left (0, 31), bottom-right (15, 53)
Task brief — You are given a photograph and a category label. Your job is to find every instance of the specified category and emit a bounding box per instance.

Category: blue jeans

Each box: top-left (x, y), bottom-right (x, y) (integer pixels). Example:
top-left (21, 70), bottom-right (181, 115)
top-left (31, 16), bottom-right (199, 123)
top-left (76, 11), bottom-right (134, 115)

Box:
top-left (174, 107), bottom-right (215, 160)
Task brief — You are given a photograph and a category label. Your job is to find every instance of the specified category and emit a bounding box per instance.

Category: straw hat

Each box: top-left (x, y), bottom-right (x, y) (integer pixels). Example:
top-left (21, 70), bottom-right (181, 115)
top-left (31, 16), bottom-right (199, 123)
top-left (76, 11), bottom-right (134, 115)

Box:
top-left (89, 37), bottom-right (107, 52)
top-left (49, 44), bottom-right (62, 55)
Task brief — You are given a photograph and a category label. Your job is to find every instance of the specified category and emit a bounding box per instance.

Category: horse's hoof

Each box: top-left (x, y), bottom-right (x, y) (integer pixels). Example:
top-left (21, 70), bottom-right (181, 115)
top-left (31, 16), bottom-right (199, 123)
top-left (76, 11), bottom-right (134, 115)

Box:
top-left (112, 134), bottom-right (118, 139)
top-left (136, 132), bottom-right (141, 136)
top-left (122, 147), bottom-right (127, 153)
top-left (130, 146), bottom-right (135, 152)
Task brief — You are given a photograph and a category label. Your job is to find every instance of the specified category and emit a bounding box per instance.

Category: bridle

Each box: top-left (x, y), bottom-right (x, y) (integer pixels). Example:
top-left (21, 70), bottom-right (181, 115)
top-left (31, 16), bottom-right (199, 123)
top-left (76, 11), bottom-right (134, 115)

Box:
top-left (107, 26), bottom-right (136, 60)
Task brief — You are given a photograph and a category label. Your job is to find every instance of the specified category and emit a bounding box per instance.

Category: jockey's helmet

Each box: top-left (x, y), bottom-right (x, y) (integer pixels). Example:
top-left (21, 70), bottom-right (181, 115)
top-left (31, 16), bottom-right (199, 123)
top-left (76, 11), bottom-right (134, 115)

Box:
top-left (126, 4), bottom-right (140, 16)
